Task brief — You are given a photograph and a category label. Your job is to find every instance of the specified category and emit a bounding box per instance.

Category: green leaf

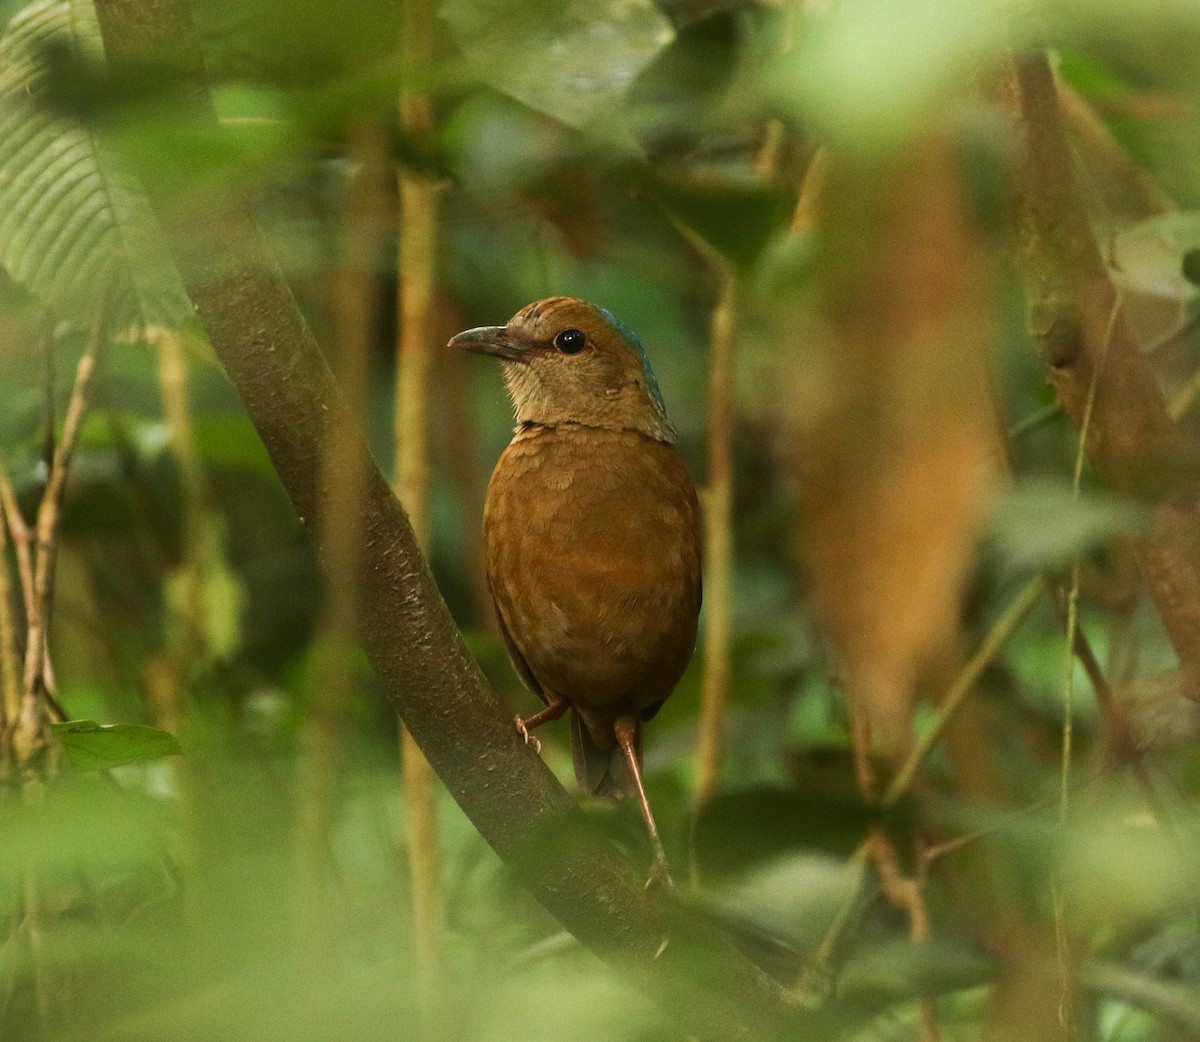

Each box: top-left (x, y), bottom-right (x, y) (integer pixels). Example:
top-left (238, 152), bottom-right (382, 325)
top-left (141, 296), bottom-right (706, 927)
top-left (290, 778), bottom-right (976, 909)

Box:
top-left (0, 0), bottom-right (191, 328)
top-left (769, 0), bottom-right (1011, 151)
top-left (989, 478), bottom-right (1147, 573)
top-left (52, 719), bottom-right (183, 771)
top-left (647, 169), bottom-right (794, 273)
top-left (443, 0), bottom-right (673, 130)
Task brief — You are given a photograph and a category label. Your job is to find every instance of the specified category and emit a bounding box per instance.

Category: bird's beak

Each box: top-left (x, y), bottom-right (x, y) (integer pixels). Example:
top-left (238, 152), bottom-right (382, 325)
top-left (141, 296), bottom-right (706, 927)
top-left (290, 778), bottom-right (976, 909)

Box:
top-left (449, 325), bottom-right (526, 362)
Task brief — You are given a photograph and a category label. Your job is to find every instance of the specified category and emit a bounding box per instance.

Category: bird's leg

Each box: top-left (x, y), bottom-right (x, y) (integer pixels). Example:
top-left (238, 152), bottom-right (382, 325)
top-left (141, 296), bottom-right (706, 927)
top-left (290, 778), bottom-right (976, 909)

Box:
top-left (614, 717), bottom-right (673, 890)
top-left (514, 697), bottom-right (568, 753)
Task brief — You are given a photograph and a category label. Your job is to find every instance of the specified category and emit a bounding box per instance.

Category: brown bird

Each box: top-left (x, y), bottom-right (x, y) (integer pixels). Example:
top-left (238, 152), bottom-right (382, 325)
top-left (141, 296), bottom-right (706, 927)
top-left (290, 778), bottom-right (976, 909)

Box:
top-left (451, 297), bottom-right (702, 884)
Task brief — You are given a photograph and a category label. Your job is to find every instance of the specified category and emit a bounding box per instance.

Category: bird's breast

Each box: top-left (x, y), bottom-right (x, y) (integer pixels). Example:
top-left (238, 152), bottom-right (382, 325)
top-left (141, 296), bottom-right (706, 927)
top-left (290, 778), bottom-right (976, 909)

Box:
top-left (484, 425), bottom-right (702, 721)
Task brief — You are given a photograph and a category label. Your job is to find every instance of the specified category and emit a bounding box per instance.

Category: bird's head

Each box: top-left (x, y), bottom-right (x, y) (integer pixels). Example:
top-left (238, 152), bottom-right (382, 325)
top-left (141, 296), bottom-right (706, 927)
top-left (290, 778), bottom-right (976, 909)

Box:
top-left (449, 297), bottom-right (677, 443)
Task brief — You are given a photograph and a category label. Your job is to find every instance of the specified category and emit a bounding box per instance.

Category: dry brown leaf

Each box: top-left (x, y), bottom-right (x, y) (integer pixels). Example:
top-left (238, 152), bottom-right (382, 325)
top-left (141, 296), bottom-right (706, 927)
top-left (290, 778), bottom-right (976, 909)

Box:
top-left (792, 140), bottom-right (996, 761)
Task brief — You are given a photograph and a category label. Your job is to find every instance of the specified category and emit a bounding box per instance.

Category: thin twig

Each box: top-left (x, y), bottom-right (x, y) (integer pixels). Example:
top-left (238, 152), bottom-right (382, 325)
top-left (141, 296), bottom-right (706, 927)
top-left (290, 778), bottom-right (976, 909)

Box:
top-left (1056, 79), bottom-right (1175, 221)
top-left (24, 310), bottom-right (105, 700)
top-left (695, 272), bottom-right (736, 803)
top-left (883, 577), bottom-right (1043, 807)
top-left (1061, 296), bottom-right (1119, 803)
top-left (16, 306), bottom-right (107, 766)
top-left (797, 838), bottom-right (873, 992)
top-left (396, 9), bottom-right (446, 1018)
top-left (0, 463), bottom-right (35, 622)
top-left (0, 492), bottom-right (21, 734)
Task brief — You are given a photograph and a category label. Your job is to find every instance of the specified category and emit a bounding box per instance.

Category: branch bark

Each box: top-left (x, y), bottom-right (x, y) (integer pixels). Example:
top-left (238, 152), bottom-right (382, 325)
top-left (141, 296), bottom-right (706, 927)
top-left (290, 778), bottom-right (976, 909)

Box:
top-left (90, 0), bottom-right (802, 1036)
top-left (1012, 49), bottom-right (1200, 699)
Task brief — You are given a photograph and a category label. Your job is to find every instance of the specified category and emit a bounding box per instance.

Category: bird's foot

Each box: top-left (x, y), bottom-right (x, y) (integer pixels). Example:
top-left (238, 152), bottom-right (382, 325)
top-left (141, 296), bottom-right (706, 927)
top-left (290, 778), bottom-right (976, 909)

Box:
top-left (645, 855), bottom-right (675, 893)
top-left (514, 715), bottom-right (542, 754)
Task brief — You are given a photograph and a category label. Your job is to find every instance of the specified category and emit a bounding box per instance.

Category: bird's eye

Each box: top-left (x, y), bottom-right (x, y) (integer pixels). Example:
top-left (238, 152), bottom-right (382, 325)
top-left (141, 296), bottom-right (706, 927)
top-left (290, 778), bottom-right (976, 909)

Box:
top-left (553, 328), bottom-right (586, 355)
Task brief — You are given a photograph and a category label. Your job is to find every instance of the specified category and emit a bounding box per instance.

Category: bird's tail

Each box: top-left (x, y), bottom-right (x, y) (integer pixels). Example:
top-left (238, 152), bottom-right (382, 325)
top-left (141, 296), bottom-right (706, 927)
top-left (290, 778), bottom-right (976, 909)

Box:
top-left (571, 709), bottom-right (639, 798)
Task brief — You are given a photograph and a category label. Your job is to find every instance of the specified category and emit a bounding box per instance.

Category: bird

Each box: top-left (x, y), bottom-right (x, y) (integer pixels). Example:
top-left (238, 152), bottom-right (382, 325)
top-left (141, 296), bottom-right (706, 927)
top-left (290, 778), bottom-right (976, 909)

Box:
top-left (451, 296), bottom-right (702, 885)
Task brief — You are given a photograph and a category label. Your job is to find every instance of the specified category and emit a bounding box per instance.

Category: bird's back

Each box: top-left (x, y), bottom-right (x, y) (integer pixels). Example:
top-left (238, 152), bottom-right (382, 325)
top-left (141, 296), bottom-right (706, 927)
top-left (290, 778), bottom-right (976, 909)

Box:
top-left (484, 424), bottom-right (702, 748)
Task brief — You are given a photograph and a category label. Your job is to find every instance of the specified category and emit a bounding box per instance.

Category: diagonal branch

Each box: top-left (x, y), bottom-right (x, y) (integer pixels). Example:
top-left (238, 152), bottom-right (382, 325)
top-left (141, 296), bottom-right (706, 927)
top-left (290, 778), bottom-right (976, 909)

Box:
top-left (90, 0), bottom-right (803, 1036)
top-left (1012, 48), bottom-right (1200, 700)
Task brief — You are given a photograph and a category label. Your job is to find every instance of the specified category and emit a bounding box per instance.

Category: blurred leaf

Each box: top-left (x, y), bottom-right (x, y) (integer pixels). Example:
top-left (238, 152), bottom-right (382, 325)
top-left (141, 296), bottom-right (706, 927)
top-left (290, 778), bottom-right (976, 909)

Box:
top-left (623, 8), bottom-right (740, 155)
top-left (695, 786), bottom-right (886, 878)
top-left (703, 851), bottom-right (865, 951)
top-left (53, 719), bottom-right (183, 770)
top-left (443, 0), bottom-right (673, 130)
top-left (165, 515), bottom-right (246, 661)
top-left (1059, 807), bottom-right (1196, 930)
top-left (989, 477), bottom-right (1146, 572)
top-left (648, 169), bottom-right (794, 272)
top-left (791, 145), bottom-right (994, 748)
top-left (0, 0), bottom-right (191, 328)
top-left (838, 938), bottom-right (992, 1003)
top-left (1086, 960), bottom-right (1200, 1035)
top-left (1113, 211), bottom-right (1200, 301)
top-left (770, 0), bottom-right (1010, 151)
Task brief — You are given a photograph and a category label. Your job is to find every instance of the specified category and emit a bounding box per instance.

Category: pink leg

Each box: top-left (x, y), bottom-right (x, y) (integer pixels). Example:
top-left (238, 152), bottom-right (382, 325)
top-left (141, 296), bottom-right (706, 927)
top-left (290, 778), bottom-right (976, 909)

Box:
top-left (614, 717), bottom-right (673, 889)
top-left (514, 697), bottom-right (568, 752)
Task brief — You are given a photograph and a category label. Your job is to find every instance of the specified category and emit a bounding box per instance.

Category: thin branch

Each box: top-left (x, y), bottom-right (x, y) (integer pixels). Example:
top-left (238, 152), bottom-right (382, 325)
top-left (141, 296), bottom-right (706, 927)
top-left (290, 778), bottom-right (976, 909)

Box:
top-left (1056, 79), bottom-right (1175, 221)
top-left (16, 305), bottom-right (106, 767)
top-left (800, 838), bottom-right (873, 990)
top-left (695, 271), bottom-right (736, 803)
top-left (0, 463), bottom-right (35, 623)
top-left (91, 1), bottom-right (803, 1035)
top-left (396, 2), bottom-right (446, 1016)
top-left (0, 491), bottom-right (20, 734)
top-left (883, 577), bottom-right (1043, 807)
top-left (24, 310), bottom-right (105, 700)
top-left (1058, 295), bottom-right (1117, 822)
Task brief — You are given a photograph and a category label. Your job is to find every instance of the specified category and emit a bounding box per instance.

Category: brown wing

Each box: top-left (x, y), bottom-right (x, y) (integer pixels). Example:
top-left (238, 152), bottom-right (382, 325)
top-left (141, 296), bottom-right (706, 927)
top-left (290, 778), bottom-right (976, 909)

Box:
top-left (488, 571), bottom-right (548, 705)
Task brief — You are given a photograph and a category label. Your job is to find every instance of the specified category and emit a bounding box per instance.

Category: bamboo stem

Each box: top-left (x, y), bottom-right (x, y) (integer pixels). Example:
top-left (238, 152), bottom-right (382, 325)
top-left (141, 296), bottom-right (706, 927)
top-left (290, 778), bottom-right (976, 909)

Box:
top-left (695, 274), bottom-right (736, 803)
top-left (396, 2), bottom-right (445, 1018)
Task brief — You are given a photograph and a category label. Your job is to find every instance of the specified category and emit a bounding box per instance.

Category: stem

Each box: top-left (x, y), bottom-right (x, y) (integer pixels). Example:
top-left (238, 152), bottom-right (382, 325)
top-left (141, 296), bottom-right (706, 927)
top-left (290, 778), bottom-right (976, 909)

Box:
top-left (396, 7), bottom-right (445, 1016)
top-left (883, 577), bottom-right (1043, 807)
top-left (0, 466), bottom-right (35, 623)
top-left (0, 490), bottom-right (20, 737)
top-left (18, 306), bottom-right (106, 768)
top-left (695, 273), bottom-right (736, 802)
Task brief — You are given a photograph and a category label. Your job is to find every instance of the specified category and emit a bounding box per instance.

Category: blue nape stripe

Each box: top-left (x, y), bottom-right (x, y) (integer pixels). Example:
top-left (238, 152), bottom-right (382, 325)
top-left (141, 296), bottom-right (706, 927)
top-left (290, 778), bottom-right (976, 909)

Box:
top-left (598, 307), bottom-right (669, 416)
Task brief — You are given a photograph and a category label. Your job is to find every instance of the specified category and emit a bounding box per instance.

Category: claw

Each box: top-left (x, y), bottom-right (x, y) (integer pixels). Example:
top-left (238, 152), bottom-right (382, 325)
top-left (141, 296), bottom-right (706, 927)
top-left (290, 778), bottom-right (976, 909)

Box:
top-left (514, 715), bottom-right (542, 754)
top-left (652, 929), bottom-right (672, 961)
top-left (645, 855), bottom-right (675, 893)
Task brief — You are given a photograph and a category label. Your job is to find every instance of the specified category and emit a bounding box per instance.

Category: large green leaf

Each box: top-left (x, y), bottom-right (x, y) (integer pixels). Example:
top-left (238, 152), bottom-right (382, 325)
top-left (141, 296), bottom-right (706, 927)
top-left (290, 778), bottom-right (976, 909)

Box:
top-left (0, 0), bottom-right (190, 328)
top-left (52, 719), bottom-right (184, 771)
top-left (442, 0), bottom-right (673, 131)
top-left (988, 477), bottom-right (1147, 573)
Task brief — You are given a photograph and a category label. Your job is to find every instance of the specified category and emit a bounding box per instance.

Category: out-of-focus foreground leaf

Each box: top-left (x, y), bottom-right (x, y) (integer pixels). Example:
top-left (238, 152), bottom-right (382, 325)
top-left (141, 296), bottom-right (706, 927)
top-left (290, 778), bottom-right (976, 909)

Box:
top-left (442, 0), bottom-right (673, 132)
top-left (0, 0), bottom-right (190, 328)
top-left (52, 719), bottom-right (183, 770)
